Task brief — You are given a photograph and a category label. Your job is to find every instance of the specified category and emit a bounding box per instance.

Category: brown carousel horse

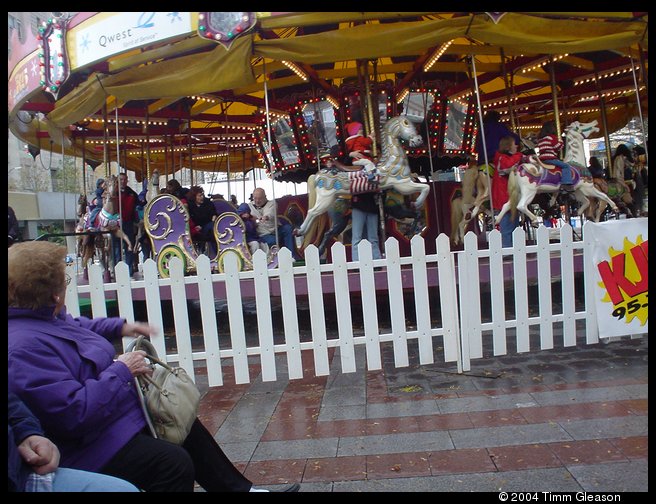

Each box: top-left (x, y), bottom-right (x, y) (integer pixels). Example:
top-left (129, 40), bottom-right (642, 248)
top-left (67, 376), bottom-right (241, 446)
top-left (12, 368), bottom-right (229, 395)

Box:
top-left (450, 160), bottom-right (493, 246)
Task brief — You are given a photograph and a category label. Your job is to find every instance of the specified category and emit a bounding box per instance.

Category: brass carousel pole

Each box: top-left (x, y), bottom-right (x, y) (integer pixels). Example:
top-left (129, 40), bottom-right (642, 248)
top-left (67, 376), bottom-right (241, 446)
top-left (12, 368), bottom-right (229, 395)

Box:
top-left (115, 106), bottom-right (125, 266)
top-left (61, 130), bottom-right (67, 233)
top-left (638, 43), bottom-right (648, 95)
top-left (144, 108), bottom-right (150, 184)
top-left (81, 137), bottom-right (87, 196)
top-left (224, 106), bottom-right (231, 201)
top-left (356, 60), bottom-right (371, 136)
top-left (629, 46), bottom-right (648, 163)
top-left (470, 55), bottom-right (495, 216)
top-left (187, 114), bottom-right (193, 187)
top-left (593, 65), bottom-right (613, 171)
top-left (242, 149), bottom-right (247, 204)
top-left (363, 60), bottom-right (378, 158)
top-left (262, 59), bottom-right (279, 247)
top-left (548, 56), bottom-right (561, 137)
top-left (168, 133), bottom-right (174, 179)
top-left (500, 48), bottom-right (516, 131)
top-left (102, 102), bottom-right (109, 178)
top-left (140, 141), bottom-right (145, 185)
top-left (163, 134), bottom-right (168, 181)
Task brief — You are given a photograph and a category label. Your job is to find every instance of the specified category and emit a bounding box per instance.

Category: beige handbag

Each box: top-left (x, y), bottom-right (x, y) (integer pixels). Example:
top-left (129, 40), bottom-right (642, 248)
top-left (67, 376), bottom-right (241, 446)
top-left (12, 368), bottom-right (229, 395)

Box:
top-left (127, 336), bottom-right (201, 445)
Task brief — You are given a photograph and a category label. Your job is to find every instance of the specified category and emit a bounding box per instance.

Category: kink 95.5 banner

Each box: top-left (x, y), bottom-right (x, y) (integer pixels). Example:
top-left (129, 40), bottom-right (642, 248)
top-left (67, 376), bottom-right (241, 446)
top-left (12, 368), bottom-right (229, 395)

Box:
top-left (586, 218), bottom-right (648, 338)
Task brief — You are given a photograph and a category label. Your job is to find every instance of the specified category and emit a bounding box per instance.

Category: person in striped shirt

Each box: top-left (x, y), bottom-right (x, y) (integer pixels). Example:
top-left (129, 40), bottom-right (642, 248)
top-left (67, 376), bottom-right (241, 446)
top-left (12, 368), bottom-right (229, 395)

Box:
top-left (537, 121), bottom-right (575, 191)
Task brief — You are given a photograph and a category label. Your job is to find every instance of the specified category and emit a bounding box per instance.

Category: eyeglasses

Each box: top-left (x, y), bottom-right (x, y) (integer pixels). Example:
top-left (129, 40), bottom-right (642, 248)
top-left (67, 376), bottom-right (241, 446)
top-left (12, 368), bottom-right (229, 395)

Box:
top-left (65, 273), bottom-right (72, 286)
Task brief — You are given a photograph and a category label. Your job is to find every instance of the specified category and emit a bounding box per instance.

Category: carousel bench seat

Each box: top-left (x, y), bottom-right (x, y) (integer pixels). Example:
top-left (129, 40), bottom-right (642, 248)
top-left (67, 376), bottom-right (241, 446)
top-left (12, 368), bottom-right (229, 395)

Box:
top-left (144, 193), bottom-right (278, 277)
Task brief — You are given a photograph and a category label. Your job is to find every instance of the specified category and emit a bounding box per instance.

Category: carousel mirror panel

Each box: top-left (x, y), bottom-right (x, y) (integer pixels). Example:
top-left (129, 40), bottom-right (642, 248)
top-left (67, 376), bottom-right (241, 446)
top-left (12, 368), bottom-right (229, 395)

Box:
top-left (296, 99), bottom-right (340, 162)
top-left (443, 95), bottom-right (477, 156)
top-left (254, 113), bottom-right (302, 177)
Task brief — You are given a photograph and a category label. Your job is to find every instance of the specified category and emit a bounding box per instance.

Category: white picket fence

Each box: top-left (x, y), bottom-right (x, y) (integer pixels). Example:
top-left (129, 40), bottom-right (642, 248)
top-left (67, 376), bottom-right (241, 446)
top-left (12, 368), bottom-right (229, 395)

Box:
top-left (65, 224), bottom-right (605, 388)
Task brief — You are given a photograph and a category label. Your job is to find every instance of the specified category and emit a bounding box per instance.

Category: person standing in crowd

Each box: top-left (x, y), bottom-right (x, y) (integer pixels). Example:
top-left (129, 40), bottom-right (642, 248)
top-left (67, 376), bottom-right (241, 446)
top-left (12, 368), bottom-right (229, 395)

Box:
top-left (587, 156), bottom-right (605, 179)
top-left (632, 145), bottom-right (647, 215)
top-left (493, 135), bottom-right (523, 247)
top-left (537, 120), bottom-right (575, 191)
top-left (248, 188), bottom-right (300, 260)
top-left (164, 179), bottom-right (190, 201)
top-left (186, 186), bottom-right (218, 256)
top-left (8, 240), bottom-right (300, 493)
top-left (8, 392), bottom-right (139, 492)
top-left (611, 144), bottom-right (635, 190)
top-left (350, 191), bottom-right (382, 262)
top-left (587, 155), bottom-right (609, 195)
top-left (135, 185), bottom-right (151, 264)
top-left (112, 173), bottom-right (139, 276)
top-left (9, 205), bottom-right (20, 247)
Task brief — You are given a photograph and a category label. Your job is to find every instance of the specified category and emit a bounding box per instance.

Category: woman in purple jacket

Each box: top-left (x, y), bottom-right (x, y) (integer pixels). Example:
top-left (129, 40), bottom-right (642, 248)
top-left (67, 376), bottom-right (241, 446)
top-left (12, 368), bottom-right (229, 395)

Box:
top-left (8, 241), bottom-right (299, 493)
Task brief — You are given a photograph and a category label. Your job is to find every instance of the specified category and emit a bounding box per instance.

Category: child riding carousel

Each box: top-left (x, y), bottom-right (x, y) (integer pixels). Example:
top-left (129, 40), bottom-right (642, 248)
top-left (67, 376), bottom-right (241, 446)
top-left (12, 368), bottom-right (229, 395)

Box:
top-left (344, 121), bottom-right (378, 182)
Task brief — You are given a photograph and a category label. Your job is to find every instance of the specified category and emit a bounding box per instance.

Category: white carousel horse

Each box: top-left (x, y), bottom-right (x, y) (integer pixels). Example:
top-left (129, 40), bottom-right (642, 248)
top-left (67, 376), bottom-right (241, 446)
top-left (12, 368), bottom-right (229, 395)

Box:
top-left (563, 119), bottom-right (599, 170)
top-left (295, 116), bottom-right (430, 238)
top-left (495, 154), bottom-right (619, 226)
top-left (563, 120), bottom-right (634, 220)
top-left (450, 161), bottom-right (493, 246)
top-left (145, 169), bottom-right (160, 202)
top-left (98, 175), bottom-right (133, 251)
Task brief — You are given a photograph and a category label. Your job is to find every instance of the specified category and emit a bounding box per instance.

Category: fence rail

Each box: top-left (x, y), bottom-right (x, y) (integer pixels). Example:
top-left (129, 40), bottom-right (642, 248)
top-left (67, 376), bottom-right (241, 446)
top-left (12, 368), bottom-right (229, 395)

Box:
top-left (66, 225), bottom-right (602, 388)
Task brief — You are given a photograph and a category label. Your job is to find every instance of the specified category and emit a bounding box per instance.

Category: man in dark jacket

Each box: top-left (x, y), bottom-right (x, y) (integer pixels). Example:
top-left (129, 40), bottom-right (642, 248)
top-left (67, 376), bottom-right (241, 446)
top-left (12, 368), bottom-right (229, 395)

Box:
top-left (8, 393), bottom-right (138, 492)
top-left (112, 172), bottom-right (140, 276)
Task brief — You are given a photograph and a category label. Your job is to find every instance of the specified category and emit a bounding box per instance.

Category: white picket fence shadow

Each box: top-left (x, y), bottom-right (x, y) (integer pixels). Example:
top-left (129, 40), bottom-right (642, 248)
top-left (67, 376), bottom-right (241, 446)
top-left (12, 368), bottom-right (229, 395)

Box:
top-left (65, 224), bottom-right (603, 387)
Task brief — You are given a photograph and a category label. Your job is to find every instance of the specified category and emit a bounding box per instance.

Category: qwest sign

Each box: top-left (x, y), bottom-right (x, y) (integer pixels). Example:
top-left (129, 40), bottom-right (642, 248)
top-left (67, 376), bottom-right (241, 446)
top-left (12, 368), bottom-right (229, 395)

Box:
top-left (73, 12), bottom-right (192, 69)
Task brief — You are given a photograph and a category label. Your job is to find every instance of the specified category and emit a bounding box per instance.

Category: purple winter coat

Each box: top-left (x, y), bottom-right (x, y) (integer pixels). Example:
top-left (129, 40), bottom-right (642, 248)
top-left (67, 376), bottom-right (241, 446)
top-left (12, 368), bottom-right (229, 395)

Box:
top-left (7, 306), bottom-right (147, 472)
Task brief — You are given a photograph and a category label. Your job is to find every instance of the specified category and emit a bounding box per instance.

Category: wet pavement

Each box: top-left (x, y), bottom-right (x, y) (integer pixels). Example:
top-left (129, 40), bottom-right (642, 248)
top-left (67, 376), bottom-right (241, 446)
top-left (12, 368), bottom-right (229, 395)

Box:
top-left (194, 332), bottom-right (648, 492)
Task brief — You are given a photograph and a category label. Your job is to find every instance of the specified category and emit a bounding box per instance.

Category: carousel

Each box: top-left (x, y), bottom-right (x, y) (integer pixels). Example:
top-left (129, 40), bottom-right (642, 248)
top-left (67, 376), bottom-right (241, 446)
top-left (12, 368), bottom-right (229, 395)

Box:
top-left (8, 12), bottom-right (648, 273)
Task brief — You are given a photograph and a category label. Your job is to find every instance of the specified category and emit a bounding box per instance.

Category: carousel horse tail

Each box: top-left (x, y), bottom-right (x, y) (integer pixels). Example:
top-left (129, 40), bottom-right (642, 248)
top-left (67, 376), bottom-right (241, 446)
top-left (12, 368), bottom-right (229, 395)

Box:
top-left (307, 174), bottom-right (317, 209)
top-left (508, 170), bottom-right (521, 221)
top-left (300, 174), bottom-right (323, 248)
top-left (450, 197), bottom-right (464, 246)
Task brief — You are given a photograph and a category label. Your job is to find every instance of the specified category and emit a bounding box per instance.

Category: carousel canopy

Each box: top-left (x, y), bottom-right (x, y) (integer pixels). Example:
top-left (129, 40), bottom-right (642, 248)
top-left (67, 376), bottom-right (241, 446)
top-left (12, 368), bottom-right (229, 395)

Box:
top-left (8, 12), bottom-right (648, 182)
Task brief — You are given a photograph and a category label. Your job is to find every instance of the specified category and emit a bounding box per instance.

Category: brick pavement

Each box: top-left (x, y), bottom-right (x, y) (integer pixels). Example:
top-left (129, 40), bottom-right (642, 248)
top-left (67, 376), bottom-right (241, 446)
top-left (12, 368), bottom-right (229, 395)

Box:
top-left (195, 335), bottom-right (648, 492)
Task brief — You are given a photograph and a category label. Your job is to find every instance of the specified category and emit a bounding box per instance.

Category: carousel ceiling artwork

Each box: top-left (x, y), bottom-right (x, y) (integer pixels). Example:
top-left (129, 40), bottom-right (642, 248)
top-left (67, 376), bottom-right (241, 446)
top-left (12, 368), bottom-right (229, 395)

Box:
top-left (8, 12), bottom-right (648, 182)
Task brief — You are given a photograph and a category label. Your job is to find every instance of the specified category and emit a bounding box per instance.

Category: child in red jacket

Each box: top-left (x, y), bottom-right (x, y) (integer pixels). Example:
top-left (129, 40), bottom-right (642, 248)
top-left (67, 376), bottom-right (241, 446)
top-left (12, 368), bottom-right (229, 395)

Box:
top-left (345, 121), bottom-right (377, 181)
top-left (492, 135), bottom-right (523, 247)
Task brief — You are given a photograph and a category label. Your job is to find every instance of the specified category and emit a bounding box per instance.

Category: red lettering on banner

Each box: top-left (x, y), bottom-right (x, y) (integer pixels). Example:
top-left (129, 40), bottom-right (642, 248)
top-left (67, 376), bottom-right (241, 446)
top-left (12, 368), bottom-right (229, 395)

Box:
top-left (597, 242), bottom-right (648, 305)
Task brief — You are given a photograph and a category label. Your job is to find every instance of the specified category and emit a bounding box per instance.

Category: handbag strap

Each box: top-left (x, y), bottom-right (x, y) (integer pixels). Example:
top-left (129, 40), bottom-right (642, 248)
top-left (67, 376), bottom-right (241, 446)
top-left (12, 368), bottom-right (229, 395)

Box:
top-left (127, 335), bottom-right (160, 438)
top-left (127, 335), bottom-right (176, 373)
top-left (134, 371), bottom-right (158, 439)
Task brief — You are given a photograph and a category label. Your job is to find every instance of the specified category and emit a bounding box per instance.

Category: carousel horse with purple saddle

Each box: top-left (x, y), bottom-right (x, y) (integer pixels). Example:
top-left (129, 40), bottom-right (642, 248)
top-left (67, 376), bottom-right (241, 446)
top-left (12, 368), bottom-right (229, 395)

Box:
top-left (495, 151), bottom-right (619, 226)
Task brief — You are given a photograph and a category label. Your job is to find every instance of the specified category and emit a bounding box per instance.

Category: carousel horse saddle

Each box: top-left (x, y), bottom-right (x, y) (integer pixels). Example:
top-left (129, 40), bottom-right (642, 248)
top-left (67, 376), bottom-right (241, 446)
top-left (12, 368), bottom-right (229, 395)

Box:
top-left (348, 171), bottom-right (380, 194)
